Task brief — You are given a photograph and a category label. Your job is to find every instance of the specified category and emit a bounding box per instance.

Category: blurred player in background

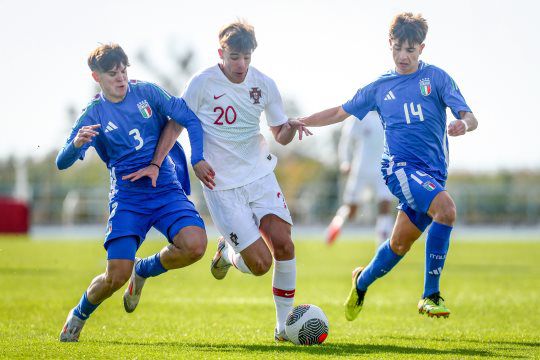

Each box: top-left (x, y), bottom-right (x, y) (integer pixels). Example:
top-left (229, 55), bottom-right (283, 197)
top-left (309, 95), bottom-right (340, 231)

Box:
top-left (156, 21), bottom-right (311, 342)
top-left (56, 43), bottom-right (215, 342)
top-left (326, 111), bottom-right (394, 246)
top-left (299, 13), bottom-right (478, 320)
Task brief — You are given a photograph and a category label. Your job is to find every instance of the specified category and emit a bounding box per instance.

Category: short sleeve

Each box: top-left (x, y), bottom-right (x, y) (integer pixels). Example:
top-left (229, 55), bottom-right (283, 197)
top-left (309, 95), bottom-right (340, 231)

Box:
top-left (342, 82), bottom-right (377, 121)
top-left (264, 78), bottom-right (288, 127)
top-left (438, 70), bottom-right (471, 119)
top-left (181, 74), bottom-right (204, 112)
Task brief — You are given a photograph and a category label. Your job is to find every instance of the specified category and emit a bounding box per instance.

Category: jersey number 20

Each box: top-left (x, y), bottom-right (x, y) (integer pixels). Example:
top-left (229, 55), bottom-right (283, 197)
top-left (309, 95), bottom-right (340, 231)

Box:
top-left (213, 106), bottom-right (237, 125)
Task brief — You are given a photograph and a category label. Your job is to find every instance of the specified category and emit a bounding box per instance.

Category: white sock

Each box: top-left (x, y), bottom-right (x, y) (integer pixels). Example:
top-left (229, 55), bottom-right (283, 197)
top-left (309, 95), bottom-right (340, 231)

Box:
top-left (376, 214), bottom-right (393, 245)
top-left (225, 244), bottom-right (252, 274)
top-left (272, 258), bottom-right (296, 333)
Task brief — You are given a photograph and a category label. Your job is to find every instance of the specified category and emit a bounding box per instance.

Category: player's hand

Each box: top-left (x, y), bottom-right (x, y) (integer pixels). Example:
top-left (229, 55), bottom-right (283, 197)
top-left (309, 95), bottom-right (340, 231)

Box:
top-left (340, 162), bottom-right (351, 175)
top-left (194, 160), bottom-right (216, 190)
top-left (122, 164), bottom-right (160, 187)
top-left (448, 120), bottom-right (468, 137)
top-left (287, 118), bottom-right (313, 140)
top-left (73, 124), bottom-right (101, 148)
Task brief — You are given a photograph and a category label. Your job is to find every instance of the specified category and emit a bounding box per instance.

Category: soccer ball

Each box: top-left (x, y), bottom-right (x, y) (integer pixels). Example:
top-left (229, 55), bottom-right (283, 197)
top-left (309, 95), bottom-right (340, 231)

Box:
top-left (285, 304), bottom-right (329, 345)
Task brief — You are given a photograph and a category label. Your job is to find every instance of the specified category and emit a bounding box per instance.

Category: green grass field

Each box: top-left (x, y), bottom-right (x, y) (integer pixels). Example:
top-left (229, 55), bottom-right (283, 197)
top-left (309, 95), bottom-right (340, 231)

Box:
top-left (1, 235), bottom-right (539, 359)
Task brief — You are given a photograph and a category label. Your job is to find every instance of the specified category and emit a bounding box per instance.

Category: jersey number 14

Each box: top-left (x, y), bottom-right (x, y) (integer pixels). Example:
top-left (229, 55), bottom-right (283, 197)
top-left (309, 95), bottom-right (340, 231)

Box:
top-left (403, 102), bottom-right (424, 124)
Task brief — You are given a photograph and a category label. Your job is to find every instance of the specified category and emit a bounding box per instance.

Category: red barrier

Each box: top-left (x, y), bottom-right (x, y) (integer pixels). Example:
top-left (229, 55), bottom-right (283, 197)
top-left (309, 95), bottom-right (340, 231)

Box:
top-left (0, 197), bottom-right (30, 234)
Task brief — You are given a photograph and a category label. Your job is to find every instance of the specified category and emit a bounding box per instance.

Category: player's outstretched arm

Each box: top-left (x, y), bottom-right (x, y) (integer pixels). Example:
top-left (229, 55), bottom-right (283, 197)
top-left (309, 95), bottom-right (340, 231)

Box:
top-left (299, 106), bottom-right (350, 127)
top-left (56, 124), bottom-right (101, 170)
top-left (270, 119), bottom-right (313, 145)
top-left (122, 120), bottom-right (184, 187)
top-left (448, 111), bottom-right (478, 137)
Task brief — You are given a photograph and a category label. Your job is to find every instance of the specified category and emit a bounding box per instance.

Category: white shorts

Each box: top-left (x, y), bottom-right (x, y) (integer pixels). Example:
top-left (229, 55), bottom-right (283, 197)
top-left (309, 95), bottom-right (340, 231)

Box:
top-left (343, 170), bottom-right (393, 204)
top-left (203, 172), bottom-right (293, 253)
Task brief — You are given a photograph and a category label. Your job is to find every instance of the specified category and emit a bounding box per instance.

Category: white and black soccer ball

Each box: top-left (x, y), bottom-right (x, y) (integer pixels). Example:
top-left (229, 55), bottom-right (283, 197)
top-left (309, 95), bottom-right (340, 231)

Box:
top-left (285, 304), bottom-right (329, 345)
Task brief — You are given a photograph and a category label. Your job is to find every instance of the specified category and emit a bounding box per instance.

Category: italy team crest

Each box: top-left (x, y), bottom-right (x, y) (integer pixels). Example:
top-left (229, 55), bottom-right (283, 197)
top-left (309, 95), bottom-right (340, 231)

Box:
top-left (419, 78), bottom-right (431, 96)
top-left (422, 181), bottom-right (436, 191)
top-left (137, 100), bottom-right (153, 118)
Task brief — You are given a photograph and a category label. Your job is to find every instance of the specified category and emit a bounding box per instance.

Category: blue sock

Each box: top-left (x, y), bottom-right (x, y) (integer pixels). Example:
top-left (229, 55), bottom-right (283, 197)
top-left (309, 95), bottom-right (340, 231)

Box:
top-left (72, 292), bottom-right (99, 320)
top-left (135, 253), bottom-right (168, 278)
top-left (423, 222), bottom-right (452, 298)
top-left (357, 239), bottom-right (403, 291)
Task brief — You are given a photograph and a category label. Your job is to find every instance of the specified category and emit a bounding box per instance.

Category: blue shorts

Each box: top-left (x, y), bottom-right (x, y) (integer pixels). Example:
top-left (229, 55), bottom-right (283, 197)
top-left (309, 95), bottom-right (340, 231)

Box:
top-left (103, 186), bottom-right (205, 255)
top-left (383, 164), bottom-right (446, 232)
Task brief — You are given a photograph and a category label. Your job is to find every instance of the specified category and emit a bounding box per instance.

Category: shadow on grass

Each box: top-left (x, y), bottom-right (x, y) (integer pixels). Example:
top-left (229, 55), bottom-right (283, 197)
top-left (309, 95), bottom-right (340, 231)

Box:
top-left (385, 335), bottom-right (540, 349)
top-left (92, 340), bottom-right (495, 357)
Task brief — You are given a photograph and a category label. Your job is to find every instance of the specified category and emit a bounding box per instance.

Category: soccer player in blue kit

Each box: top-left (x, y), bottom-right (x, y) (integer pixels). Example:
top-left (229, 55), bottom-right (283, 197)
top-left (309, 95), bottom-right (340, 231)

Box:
top-left (299, 13), bottom-right (478, 320)
top-left (56, 44), bottom-right (215, 342)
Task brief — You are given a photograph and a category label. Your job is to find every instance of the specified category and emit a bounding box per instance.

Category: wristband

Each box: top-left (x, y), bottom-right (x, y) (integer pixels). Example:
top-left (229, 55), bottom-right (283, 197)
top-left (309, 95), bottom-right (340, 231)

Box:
top-left (460, 119), bottom-right (469, 132)
top-left (150, 162), bottom-right (161, 169)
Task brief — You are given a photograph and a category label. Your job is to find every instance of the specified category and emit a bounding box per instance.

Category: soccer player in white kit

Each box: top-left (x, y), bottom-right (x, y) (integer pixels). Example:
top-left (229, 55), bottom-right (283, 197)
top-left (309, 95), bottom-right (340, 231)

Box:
top-left (326, 111), bottom-right (394, 246)
top-left (156, 21), bottom-right (310, 341)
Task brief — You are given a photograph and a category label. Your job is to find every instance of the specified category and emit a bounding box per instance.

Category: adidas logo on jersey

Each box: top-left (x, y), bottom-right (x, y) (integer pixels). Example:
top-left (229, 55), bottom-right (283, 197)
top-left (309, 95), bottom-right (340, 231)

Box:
top-left (105, 121), bottom-right (118, 133)
top-left (384, 91), bottom-right (396, 101)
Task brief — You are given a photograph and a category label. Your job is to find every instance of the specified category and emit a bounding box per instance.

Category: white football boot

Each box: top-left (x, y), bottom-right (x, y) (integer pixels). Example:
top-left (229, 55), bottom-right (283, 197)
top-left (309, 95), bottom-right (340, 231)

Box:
top-left (210, 237), bottom-right (232, 280)
top-left (274, 327), bottom-right (290, 342)
top-left (59, 309), bottom-right (86, 342)
top-left (123, 258), bottom-right (146, 313)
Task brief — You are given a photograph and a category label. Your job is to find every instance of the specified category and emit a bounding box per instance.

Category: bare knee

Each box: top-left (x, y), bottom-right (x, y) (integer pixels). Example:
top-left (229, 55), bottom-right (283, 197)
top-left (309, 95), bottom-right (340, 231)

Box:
top-left (172, 228), bottom-right (208, 264)
top-left (104, 269), bottom-right (131, 293)
top-left (390, 239), bottom-right (412, 255)
top-left (273, 240), bottom-right (295, 260)
top-left (249, 254), bottom-right (273, 276)
top-left (182, 236), bottom-right (207, 262)
top-left (431, 202), bottom-right (456, 226)
top-left (429, 193), bottom-right (457, 226)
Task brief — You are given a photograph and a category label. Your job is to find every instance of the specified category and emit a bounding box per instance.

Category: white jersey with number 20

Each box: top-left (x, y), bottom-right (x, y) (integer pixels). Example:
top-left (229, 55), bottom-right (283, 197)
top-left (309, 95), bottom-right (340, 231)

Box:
top-left (182, 65), bottom-right (288, 190)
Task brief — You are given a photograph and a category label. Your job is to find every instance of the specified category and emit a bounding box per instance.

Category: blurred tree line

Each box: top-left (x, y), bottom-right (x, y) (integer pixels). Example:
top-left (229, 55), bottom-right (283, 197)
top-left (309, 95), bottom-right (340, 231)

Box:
top-left (1, 43), bottom-right (538, 226)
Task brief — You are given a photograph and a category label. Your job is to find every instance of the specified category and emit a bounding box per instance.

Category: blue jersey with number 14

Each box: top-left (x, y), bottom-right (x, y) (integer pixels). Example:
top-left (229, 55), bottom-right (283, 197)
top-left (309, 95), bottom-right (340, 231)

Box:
top-left (342, 61), bottom-right (471, 181)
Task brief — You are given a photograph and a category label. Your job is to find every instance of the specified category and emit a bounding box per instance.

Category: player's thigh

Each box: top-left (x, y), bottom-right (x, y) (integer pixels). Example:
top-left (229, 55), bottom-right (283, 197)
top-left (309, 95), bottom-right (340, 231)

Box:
top-left (152, 188), bottom-right (206, 243)
top-left (390, 210), bottom-right (423, 255)
top-left (343, 171), bottom-right (367, 204)
top-left (259, 214), bottom-right (294, 260)
top-left (203, 186), bottom-right (261, 253)
top-left (248, 173), bottom-right (293, 229)
top-left (239, 237), bottom-right (273, 274)
top-left (427, 191), bottom-right (456, 224)
top-left (104, 198), bottom-right (152, 250)
top-left (105, 235), bottom-right (138, 261)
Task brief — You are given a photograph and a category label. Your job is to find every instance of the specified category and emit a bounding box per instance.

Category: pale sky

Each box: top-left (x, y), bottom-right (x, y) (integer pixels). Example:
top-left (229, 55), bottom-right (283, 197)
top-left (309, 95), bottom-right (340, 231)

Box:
top-left (1, 0), bottom-right (539, 171)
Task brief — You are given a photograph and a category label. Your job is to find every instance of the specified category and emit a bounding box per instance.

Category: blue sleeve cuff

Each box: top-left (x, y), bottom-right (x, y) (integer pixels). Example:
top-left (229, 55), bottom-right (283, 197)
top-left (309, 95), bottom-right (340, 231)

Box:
top-left (56, 141), bottom-right (82, 170)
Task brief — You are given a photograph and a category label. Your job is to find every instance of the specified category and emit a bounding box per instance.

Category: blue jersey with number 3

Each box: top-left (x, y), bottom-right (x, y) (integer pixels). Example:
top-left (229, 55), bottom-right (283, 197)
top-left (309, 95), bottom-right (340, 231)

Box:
top-left (342, 61), bottom-right (471, 180)
top-left (57, 80), bottom-right (203, 193)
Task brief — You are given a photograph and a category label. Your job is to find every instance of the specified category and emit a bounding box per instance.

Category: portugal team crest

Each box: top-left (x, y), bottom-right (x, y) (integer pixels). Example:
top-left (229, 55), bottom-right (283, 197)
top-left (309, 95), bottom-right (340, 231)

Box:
top-left (419, 78), bottom-right (431, 96)
top-left (137, 100), bottom-right (153, 118)
top-left (249, 87), bottom-right (262, 104)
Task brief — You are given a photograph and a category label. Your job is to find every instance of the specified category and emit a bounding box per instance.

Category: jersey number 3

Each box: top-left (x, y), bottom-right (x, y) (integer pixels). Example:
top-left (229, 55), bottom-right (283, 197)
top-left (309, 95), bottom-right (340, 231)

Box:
top-left (213, 106), bottom-right (237, 125)
top-left (129, 128), bottom-right (144, 150)
top-left (403, 102), bottom-right (424, 124)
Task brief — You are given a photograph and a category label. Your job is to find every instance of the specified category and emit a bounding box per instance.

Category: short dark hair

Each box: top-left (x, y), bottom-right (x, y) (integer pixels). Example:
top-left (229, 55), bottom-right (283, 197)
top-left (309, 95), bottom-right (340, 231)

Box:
top-left (87, 43), bottom-right (129, 72)
top-left (389, 13), bottom-right (428, 46)
top-left (219, 21), bottom-right (257, 53)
